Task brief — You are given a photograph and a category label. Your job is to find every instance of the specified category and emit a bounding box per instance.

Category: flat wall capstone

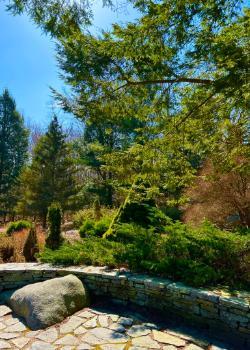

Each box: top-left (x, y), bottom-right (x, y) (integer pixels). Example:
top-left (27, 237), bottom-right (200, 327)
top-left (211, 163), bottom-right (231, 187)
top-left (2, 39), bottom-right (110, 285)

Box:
top-left (0, 263), bottom-right (249, 346)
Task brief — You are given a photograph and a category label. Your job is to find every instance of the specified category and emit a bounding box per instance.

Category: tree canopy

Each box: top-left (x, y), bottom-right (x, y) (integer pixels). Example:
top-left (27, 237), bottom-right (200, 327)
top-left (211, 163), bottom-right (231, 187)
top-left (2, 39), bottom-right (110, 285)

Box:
top-left (17, 116), bottom-right (77, 224)
top-left (4, 0), bottom-right (250, 225)
top-left (0, 89), bottom-right (29, 218)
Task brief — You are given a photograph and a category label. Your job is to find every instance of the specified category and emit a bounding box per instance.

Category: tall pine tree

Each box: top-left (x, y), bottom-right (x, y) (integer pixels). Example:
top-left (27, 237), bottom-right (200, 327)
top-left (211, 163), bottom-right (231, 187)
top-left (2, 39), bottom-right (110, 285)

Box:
top-left (0, 89), bottom-right (29, 220)
top-left (18, 116), bottom-right (77, 225)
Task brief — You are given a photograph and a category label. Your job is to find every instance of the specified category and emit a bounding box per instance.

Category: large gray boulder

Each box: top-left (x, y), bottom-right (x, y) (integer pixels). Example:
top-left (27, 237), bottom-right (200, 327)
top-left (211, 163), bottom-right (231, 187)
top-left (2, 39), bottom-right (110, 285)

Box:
top-left (8, 274), bottom-right (89, 330)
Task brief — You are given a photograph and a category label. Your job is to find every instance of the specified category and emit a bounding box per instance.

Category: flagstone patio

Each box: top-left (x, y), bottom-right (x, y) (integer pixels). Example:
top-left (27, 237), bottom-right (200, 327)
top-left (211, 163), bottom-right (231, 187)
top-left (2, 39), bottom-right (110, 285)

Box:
top-left (0, 302), bottom-right (231, 350)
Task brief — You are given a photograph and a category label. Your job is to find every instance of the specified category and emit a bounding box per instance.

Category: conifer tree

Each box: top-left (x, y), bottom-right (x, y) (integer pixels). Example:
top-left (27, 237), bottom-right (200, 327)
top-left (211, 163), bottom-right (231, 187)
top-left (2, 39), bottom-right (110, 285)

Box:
top-left (46, 203), bottom-right (63, 250)
top-left (18, 116), bottom-right (77, 225)
top-left (0, 89), bottom-right (29, 219)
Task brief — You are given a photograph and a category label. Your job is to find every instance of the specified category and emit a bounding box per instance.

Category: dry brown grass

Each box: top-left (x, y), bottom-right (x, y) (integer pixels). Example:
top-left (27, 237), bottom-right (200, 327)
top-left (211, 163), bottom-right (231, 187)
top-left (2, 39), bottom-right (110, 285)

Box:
top-left (0, 226), bottom-right (46, 263)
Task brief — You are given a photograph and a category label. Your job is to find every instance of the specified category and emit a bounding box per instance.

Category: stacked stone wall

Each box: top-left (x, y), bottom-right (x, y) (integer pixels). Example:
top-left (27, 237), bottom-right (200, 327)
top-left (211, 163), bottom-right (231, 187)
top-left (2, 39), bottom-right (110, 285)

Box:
top-left (0, 263), bottom-right (249, 346)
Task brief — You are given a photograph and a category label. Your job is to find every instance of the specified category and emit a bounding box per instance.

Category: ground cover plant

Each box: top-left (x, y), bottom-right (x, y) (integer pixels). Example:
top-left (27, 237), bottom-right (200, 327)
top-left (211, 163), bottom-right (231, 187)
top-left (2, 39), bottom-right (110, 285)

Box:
top-left (40, 220), bottom-right (250, 289)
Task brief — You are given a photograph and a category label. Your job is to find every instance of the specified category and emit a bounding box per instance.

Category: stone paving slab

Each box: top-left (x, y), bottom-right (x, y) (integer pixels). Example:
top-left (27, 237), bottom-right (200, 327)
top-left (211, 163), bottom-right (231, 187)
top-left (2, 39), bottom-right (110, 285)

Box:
top-left (0, 304), bottom-right (234, 350)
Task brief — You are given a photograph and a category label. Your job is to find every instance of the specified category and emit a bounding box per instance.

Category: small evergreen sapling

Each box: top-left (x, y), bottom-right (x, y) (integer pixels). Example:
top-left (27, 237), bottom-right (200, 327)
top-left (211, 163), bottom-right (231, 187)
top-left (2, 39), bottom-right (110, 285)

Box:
top-left (46, 203), bottom-right (63, 250)
top-left (23, 227), bottom-right (38, 262)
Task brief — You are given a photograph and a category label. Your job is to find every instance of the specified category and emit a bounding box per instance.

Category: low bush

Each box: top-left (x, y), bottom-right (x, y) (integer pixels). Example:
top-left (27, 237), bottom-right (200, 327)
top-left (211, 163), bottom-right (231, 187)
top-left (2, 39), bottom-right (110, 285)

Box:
top-left (109, 223), bottom-right (155, 244)
top-left (40, 238), bottom-right (125, 267)
top-left (120, 221), bottom-right (250, 288)
top-left (6, 220), bottom-right (32, 236)
top-left (79, 217), bottom-right (111, 238)
top-left (39, 219), bottom-right (250, 289)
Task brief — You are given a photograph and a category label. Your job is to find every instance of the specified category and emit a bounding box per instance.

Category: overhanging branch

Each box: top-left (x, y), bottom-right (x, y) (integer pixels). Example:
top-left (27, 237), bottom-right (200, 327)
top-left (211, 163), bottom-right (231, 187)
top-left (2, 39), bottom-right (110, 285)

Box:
top-left (115, 77), bottom-right (213, 91)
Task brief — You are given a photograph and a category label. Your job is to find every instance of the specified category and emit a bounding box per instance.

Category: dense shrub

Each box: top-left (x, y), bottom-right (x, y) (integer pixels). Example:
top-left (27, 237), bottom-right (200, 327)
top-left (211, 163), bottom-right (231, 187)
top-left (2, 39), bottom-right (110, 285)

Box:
top-left (46, 203), bottom-right (63, 250)
top-left (6, 220), bottom-right (32, 236)
top-left (119, 201), bottom-right (170, 232)
top-left (79, 217), bottom-right (111, 238)
top-left (120, 221), bottom-right (250, 288)
top-left (23, 227), bottom-right (39, 262)
top-left (40, 238), bottom-right (125, 267)
top-left (109, 223), bottom-right (155, 244)
top-left (40, 219), bottom-right (250, 289)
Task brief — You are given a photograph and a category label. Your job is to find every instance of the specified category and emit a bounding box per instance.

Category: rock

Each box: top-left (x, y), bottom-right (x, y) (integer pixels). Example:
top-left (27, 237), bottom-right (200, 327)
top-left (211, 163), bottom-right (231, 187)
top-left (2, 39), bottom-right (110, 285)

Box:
top-left (11, 337), bottom-right (30, 349)
top-left (109, 323), bottom-right (126, 333)
top-left (142, 322), bottom-right (158, 330)
top-left (55, 334), bottom-right (79, 346)
top-left (4, 317), bottom-right (19, 326)
top-left (0, 340), bottom-right (11, 349)
top-left (30, 341), bottom-right (56, 350)
top-left (117, 317), bottom-right (133, 326)
top-left (98, 315), bottom-right (109, 327)
top-left (0, 323), bottom-right (6, 330)
top-left (60, 316), bottom-right (83, 333)
top-left (78, 311), bottom-right (94, 319)
top-left (0, 333), bottom-right (19, 340)
top-left (0, 306), bottom-right (11, 317)
top-left (163, 346), bottom-right (177, 350)
top-left (185, 345), bottom-right (204, 350)
top-left (132, 335), bottom-right (160, 349)
top-left (74, 326), bottom-right (87, 335)
top-left (109, 314), bottom-right (119, 322)
top-left (8, 275), bottom-right (89, 330)
top-left (89, 327), bottom-right (129, 343)
top-left (100, 344), bottom-right (125, 350)
top-left (36, 327), bottom-right (58, 342)
top-left (77, 345), bottom-right (92, 350)
top-left (83, 317), bottom-right (98, 328)
top-left (80, 333), bottom-right (103, 345)
top-left (127, 325), bottom-right (151, 337)
top-left (152, 330), bottom-right (186, 346)
top-left (4, 321), bottom-right (26, 332)
top-left (26, 331), bottom-right (40, 338)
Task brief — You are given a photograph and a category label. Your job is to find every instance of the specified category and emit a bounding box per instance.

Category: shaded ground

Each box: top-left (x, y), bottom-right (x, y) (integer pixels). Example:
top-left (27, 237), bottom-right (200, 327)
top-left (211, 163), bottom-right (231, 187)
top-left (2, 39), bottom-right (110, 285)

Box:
top-left (0, 298), bottom-right (240, 350)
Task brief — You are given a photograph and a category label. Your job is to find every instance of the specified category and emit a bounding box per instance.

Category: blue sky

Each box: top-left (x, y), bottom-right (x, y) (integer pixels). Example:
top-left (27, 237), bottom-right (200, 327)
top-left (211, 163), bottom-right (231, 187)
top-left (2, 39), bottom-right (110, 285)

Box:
top-left (0, 1), bottom-right (137, 127)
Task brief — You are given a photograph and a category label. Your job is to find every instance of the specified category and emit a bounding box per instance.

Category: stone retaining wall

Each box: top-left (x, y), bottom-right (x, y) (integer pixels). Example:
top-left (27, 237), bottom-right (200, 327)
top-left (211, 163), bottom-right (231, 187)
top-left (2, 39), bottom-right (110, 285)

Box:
top-left (0, 263), bottom-right (249, 347)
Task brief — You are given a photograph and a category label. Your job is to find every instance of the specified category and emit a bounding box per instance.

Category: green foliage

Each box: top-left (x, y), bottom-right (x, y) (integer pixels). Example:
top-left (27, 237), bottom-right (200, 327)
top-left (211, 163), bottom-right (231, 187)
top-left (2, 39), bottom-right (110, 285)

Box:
top-left (46, 203), bottom-right (63, 250)
top-left (6, 220), bottom-right (32, 236)
top-left (120, 201), bottom-right (171, 232)
top-left (111, 223), bottom-right (158, 245)
top-left (40, 238), bottom-right (124, 267)
top-left (73, 207), bottom-right (116, 228)
top-left (79, 219), bottom-right (95, 237)
top-left (40, 220), bottom-right (250, 288)
top-left (120, 221), bottom-right (250, 288)
top-left (23, 227), bottom-right (38, 262)
top-left (0, 89), bottom-right (29, 217)
top-left (79, 216), bottom-right (111, 238)
top-left (17, 116), bottom-right (77, 224)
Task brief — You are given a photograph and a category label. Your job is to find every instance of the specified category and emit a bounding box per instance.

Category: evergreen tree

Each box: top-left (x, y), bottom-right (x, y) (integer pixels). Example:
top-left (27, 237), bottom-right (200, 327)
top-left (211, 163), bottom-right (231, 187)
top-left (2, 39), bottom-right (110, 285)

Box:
top-left (18, 116), bottom-right (77, 225)
top-left (46, 203), bottom-right (63, 250)
top-left (73, 117), bottom-right (143, 206)
top-left (0, 89), bottom-right (29, 219)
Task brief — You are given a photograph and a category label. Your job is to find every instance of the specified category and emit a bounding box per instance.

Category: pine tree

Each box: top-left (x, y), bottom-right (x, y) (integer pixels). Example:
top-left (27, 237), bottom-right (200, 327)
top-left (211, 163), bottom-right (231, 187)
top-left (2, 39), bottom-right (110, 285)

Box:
top-left (18, 116), bottom-right (77, 225)
top-left (46, 203), bottom-right (63, 250)
top-left (0, 89), bottom-right (29, 219)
